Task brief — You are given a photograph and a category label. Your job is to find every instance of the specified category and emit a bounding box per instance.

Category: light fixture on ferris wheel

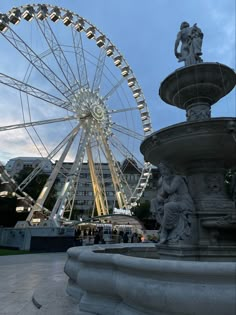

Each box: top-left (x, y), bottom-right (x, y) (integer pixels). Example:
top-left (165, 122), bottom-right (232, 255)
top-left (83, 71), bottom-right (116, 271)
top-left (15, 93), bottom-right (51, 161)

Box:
top-left (132, 88), bottom-right (141, 98)
top-left (36, 5), bottom-right (48, 20)
top-left (114, 55), bottom-right (122, 67)
top-left (0, 14), bottom-right (8, 32)
top-left (137, 100), bottom-right (145, 110)
top-left (106, 45), bottom-right (114, 57)
top-left (121, 66), bottom-right (130, 77)
top-left (8, 8), bottom-right (21, 25)
top-left (74, 18), bottom-right (84, 32)
top-left (86, 26), bottom-right (95, 39)
top-left (127, 77), bottom-right (136, 87)
top-left (49, 7), bottom-right (61, 22)
top-left (96, 35), bottom-right (105, 48)
top-left (62, 11), bottom-right (73, 26)
top-left (22, 5), bottom-right (34, 21)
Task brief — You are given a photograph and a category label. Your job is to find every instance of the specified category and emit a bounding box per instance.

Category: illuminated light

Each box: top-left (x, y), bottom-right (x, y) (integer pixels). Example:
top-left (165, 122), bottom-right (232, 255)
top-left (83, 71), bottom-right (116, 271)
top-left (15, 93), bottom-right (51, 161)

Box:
top-left (62, 11), bottom-right (73, 26)
top-left (16, 206), bottom-right (25, 212)
top-left (0, 191), bottom-right (9, 197)
top-left (32, 218), bottom-right (41, 223)
top-left (114, 55), bottom-right (122, 67)
top-left (9, 8), bottom-right (21, 25)
top-left (137, 100), bottom-right (145, 109)
top-left (22, 6), bottom-right (34, 21)
top-left (127, 77), bottom-right (136, 87)
top-left (0, 14), bottom-right (9, 32)
top-left (143, 124), bottom-right (151, 132)
top-left (50, 7), bottom-right (61, 22)
top-left (106, 45), bottom-right (114, 56)
top-left (121, 66), bottom-right (129, 77)
top-left (133, 88), bottom-right (141, 98)
top-left (96, 35), bottom-right (105, 47)
top-left (74, 18), bottom-right (84, 31)
top-left (36, 5), bottom-right (48, 20)
top-left (86, 26), bottom-right (95, 39)
top-left (143, 172), bottom-right (150, 176)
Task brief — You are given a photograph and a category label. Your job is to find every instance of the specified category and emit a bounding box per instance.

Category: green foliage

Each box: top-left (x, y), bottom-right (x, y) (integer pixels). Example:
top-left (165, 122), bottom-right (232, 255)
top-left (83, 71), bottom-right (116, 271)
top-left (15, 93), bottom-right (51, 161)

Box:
top-left (0, 248), bottom-right (31, 256)
top-left (133, 201), bottom-right (151, 220)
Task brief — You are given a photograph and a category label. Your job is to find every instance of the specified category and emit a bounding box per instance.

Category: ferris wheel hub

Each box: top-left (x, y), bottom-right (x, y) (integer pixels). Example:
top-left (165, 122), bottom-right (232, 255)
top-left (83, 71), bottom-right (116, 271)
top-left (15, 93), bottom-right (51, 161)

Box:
top-left (72, 88), bottom-right (109, 123)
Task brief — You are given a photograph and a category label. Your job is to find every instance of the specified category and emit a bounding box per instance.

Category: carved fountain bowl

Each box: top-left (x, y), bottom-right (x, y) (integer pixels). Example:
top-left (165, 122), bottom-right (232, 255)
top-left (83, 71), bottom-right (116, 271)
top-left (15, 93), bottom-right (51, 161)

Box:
top-left (159, 62), bottom-right (236, 109)
top-left (140, 118), bottom-right (236, 170)
top-left (65, 244), bottom-right (236, 315)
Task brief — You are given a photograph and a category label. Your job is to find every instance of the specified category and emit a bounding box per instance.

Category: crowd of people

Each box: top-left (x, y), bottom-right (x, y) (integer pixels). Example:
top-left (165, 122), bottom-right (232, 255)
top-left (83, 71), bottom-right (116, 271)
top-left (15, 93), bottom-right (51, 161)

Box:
top-left (73, 225), bottom-right (144, 246)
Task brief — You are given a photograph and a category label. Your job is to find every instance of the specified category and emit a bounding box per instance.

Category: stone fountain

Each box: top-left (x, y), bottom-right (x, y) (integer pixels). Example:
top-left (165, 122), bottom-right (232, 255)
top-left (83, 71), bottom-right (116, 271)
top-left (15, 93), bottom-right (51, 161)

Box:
top-left (141, 21), bottom-right (236, 261)
top-left (64, 22), bottom-right (236, 315)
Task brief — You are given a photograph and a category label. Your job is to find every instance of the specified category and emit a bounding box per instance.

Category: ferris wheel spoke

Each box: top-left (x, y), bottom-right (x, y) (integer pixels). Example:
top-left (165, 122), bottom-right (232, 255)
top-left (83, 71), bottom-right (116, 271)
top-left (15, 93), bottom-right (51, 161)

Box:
top-left (71, 27), bottom-right (89, 89)
top-left (102, 77), bottom-right (126, 101)
top-left (110, 135), bottom-right (143, 172)
top-left (23, 47), bottom-right (59, 84)
top-left (97, 125), bottom-right (128, 209)
top-left (109, 106), bottom-right (138, 114)
top-left (1, 26), bottom-right (73, 100)
top-left (0, 116), bottom-right (76, 132)
top-left (111, 122), bottom-right (144, 141)
top-left (91, 48), bottom-right (107, 92)
top-left (0, 73), bottom-right (72, 110)
top-left (35, 19), bottom-right (78, 96)
top-left (18, 124), bottom-right (80, 191)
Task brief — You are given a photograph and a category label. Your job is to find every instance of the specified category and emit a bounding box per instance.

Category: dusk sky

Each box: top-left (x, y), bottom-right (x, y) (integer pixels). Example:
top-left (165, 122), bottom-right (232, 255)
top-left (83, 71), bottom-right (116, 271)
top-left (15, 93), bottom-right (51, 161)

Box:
top-left (0, 0), bottom-right (235, 164)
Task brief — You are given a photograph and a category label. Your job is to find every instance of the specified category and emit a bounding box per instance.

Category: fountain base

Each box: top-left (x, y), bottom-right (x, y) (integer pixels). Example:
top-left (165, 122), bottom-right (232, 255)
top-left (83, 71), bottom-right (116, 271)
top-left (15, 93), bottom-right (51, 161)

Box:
top-left (65, 244), bottom-right (236, 315)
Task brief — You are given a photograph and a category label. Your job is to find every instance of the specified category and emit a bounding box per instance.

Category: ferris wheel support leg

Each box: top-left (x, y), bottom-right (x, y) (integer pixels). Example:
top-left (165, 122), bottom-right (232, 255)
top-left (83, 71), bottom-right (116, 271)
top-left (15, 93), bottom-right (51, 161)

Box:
top-left (26, 125), bottom-right (79, 223)
top-left (98, 126), bottom-right (128, 210)
top-left (49, 124), bottom-right (93, 226)
top-left (87, 144), bottom-right (109, 216)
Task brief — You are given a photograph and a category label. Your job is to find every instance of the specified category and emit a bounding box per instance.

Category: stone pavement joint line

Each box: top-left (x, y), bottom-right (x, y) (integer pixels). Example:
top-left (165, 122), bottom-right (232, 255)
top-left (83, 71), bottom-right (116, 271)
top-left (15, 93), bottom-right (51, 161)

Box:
top-left (0, 253), bottom-right (89, 315)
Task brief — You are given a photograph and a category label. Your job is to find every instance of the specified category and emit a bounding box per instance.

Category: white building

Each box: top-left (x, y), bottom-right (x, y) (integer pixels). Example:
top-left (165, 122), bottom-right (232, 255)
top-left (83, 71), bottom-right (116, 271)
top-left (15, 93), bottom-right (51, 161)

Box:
top-left (5, 157), bottom-right (53, 177)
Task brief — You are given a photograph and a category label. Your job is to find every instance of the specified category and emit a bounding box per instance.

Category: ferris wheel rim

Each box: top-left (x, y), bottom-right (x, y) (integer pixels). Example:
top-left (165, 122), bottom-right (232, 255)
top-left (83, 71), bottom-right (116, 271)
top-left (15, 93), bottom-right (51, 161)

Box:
top-left (0, 3), bottom-right (153, 217)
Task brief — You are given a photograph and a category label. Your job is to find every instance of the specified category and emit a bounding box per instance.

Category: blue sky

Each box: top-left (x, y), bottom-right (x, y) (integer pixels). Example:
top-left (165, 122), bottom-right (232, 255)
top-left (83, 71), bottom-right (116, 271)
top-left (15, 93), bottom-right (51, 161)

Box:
top-left (0, 0), bottom-right (235, 164)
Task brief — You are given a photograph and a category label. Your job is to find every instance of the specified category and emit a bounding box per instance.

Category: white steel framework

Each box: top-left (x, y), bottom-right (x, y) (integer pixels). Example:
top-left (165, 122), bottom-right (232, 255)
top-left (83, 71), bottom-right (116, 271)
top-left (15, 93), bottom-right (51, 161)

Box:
top-left (0, 4), bottom-right (152, 226)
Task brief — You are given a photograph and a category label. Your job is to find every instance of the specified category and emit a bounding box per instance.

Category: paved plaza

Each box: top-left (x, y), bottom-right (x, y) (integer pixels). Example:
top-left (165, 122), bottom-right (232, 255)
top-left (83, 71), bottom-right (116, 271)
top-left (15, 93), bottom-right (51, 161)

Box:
top-left (0, 252), bottom-right (88, 315)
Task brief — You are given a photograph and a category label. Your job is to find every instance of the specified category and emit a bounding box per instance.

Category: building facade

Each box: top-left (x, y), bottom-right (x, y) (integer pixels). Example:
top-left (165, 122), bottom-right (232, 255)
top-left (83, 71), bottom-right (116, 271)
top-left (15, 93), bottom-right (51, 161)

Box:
top-left (3, 157), bottom-right (160, 219)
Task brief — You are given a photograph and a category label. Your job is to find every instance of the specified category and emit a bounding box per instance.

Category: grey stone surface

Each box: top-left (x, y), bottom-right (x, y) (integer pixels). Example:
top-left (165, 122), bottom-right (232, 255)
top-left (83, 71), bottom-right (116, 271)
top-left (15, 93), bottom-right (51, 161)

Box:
top-left (65, 244), bottom-right (236, 315)
top-left (159, 63), bottom-right (236, 117)
top-left (0, 253), bottom-right (89, 315)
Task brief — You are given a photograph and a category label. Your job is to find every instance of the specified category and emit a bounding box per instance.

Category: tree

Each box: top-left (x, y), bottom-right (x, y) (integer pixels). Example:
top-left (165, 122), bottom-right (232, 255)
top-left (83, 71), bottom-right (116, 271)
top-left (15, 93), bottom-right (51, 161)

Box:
top-left (133, 201), bottom-right (151, 220)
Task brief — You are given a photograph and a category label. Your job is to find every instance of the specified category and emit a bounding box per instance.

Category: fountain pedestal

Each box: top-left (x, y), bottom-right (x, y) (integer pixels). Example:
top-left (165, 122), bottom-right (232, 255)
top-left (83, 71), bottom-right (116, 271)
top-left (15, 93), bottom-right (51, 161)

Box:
top-left (141, 62), bottom-right (236, 261)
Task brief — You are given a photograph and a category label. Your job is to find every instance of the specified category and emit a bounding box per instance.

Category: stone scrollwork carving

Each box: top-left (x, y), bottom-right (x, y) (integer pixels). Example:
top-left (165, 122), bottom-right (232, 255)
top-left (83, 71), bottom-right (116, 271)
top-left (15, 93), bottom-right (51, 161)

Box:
top-left (150, 162), bottom-right (195, 244)
top-left (186, 105), bottom-right (211, 122)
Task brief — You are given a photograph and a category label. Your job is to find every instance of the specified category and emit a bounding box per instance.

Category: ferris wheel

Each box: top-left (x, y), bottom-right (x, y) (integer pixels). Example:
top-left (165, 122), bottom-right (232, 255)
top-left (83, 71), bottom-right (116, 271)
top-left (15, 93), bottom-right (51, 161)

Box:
top-left (0, 4), bottom-right (152, 226)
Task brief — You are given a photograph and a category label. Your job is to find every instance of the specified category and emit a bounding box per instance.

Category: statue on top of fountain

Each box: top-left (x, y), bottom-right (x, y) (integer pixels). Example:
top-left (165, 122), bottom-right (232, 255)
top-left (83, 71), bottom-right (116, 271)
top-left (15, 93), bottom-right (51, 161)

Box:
top-left (150, 162), bottom-right (195, 244)
top-left (175, 21), bottom-right (203, 66)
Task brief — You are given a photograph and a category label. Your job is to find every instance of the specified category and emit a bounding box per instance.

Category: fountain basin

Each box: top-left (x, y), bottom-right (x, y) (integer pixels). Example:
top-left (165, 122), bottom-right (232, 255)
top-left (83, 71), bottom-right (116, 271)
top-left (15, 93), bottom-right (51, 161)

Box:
top-left (159, 63), bottom-right (236, 109)
top-left (140, 118), bottom-right (236, 170)
top-left (64, 244), bottom-right (236, 315)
